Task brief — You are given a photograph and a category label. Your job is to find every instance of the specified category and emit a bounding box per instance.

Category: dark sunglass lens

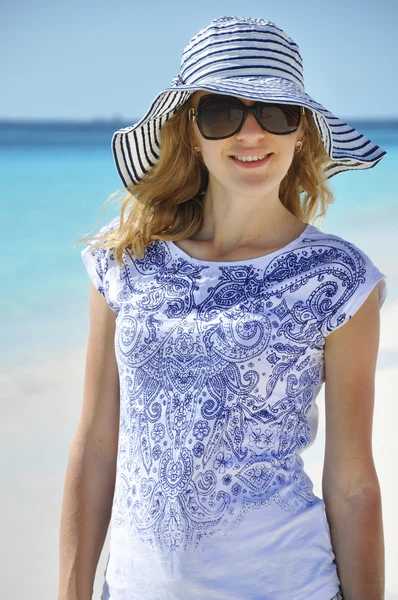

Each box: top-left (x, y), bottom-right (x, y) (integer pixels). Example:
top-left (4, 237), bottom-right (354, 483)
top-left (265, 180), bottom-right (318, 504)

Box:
top-left (198, 95), bottom-right (243, 138)
top-left (257, 103), bottom-right (301, 133)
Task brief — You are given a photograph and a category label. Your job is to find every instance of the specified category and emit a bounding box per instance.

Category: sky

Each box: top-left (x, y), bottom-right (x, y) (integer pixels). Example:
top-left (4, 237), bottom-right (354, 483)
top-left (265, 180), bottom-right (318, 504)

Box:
top-left (1, 0), bottom-right (397, 121)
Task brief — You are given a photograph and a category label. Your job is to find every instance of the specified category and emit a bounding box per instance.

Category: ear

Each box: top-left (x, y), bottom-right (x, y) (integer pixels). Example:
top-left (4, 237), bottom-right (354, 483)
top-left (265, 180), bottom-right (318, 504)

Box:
top-left (297, 109), bottom-right (307, 140)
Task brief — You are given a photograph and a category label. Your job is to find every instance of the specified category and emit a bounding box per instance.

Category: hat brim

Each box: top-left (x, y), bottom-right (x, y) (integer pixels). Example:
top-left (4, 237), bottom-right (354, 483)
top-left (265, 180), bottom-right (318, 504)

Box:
top-left (112, 77), bottom-right (386, 188)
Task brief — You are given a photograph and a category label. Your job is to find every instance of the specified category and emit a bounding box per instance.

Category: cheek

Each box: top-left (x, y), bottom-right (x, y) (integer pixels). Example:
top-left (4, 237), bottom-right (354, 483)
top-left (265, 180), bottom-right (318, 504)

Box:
top-left (277, 142), bottom-right (297, 168)
top-left (200, 143), bottom-right (225, 166)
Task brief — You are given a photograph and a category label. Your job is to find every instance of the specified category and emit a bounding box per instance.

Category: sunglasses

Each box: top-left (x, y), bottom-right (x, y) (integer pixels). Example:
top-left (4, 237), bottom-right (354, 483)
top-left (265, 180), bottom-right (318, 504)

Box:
top-left (188, 93), bottom-right (304, 140)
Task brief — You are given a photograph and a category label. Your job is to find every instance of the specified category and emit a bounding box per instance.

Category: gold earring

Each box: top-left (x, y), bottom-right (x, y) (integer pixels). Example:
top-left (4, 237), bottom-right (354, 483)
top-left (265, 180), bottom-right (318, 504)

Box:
top-left (295, 140), bottom-right (303, 153)
top-left (194, 145), bottom-right (202, 156)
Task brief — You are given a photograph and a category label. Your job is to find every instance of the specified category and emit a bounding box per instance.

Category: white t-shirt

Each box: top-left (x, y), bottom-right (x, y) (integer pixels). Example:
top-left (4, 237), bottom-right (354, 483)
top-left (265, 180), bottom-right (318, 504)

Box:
top-left (81, 218), bottom-right (387, 600)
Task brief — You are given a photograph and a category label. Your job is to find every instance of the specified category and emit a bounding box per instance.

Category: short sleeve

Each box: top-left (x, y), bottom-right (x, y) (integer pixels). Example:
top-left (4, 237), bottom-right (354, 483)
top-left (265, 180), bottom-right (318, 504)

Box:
top-left (80, 217), bottom-right (122, 314)
top-left (322, 241), bottom-right (387, 337)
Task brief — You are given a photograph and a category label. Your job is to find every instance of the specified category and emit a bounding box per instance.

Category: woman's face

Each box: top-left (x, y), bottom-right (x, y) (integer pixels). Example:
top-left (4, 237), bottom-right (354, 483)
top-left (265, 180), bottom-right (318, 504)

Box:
top-left (190, 90), bottom-right (305, 199)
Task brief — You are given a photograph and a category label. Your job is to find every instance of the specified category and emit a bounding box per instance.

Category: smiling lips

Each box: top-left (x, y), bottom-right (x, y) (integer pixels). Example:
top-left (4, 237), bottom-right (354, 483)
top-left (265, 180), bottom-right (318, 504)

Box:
top-left (230, 153), bottom-right (272, 167)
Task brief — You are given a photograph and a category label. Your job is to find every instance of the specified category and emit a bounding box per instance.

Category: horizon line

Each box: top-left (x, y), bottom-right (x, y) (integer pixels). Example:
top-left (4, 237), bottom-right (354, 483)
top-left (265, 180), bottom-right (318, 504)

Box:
top-left (1, 116), bottom-right (398, 125)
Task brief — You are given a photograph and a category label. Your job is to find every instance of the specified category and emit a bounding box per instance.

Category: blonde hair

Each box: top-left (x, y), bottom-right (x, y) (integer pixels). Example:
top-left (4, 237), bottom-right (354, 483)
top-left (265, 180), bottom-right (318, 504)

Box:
top-left (75, 101), bottom-right (335, 265)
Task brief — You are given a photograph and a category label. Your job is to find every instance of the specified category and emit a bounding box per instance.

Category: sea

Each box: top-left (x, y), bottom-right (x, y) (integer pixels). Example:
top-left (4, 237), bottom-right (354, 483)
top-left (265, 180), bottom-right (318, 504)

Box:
top-left (1, 119), bottom-right (397, 598)
top-left (1, 118), bottom-right (397, 369)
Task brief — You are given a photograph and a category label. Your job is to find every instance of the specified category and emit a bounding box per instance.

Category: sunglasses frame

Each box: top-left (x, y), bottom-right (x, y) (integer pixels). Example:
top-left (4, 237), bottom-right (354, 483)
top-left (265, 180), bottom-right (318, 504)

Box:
top-left (188, 93), bottom-right (305, 140)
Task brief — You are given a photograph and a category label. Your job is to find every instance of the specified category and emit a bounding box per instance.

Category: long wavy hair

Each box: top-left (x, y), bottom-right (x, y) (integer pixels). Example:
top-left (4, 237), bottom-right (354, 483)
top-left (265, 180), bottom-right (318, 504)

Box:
top-left (75, 99), bottom-right (335, 266)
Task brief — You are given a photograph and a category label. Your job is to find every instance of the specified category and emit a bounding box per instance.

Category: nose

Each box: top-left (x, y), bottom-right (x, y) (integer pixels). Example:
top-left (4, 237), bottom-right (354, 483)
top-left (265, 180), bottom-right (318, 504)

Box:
top-left (235, 110), bottom-right (267, 141)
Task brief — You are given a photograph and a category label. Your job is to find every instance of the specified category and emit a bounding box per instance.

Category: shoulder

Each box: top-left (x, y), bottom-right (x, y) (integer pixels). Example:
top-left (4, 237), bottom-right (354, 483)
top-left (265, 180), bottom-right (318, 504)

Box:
top-left (303, 225), bottom-right (385, 286)
top-left (80, 215), bottom-right (125, 314)
top-left (98, 215), bottom-right (121, 237)
top-left (305, 225), bottom-right (371, 257)
top-left (94, 215), bottom-right (175, 279)
top-left (303, 226), bottom-right (387, 338)
top-left (81, 215), bottom-right (122, 271)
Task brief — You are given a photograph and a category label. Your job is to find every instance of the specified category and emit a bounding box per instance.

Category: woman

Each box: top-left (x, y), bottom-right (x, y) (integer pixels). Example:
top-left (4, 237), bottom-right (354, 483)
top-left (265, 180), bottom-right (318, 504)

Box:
top-left (59, 16), bottom-right (387, 600)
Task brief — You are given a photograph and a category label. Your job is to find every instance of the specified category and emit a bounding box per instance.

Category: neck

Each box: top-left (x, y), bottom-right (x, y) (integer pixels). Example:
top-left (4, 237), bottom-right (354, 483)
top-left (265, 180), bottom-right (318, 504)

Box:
top-left (192, 185), bottom-right (302, 255)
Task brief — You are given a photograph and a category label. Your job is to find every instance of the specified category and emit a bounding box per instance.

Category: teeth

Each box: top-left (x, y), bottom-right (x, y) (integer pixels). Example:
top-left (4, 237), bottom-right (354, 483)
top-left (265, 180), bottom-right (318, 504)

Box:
top-left (233, 154), bottom-right (268, 162)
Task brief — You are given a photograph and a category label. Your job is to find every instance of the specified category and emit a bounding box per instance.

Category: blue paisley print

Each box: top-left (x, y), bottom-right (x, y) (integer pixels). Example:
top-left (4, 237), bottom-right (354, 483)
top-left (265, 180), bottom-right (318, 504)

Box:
top-left (81, 218), bottom-right (386, 600)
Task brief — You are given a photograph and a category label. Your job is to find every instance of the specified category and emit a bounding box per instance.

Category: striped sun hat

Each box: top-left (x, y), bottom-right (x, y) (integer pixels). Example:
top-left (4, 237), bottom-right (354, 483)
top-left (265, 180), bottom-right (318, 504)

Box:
top-left (112, 16), bottom-right (386, 189)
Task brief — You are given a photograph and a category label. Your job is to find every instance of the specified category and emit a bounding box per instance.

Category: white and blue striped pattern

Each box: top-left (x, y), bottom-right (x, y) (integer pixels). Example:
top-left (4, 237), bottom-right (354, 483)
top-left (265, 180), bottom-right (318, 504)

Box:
top-left (181, 17), bottom-right (304, 89)
top-left (112, 16), bottom-right (386, 189)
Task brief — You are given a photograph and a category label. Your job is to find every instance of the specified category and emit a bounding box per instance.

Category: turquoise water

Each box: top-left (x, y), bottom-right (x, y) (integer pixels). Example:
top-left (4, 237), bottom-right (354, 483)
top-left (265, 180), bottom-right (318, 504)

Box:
top-left (1, 121), bottom-right (397, 367)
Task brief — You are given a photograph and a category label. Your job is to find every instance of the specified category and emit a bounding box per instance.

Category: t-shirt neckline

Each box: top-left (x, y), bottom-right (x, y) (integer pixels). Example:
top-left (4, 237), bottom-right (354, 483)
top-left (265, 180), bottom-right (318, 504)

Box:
top-left (166, 223), bottom-right (315, 267)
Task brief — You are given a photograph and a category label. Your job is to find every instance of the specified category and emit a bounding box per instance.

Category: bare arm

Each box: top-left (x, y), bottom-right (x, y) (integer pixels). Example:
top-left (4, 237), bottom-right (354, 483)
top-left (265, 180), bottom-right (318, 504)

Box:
top-left (323, 286), bottom-right (385, 599)
top-left (58, 284), bottom-right (120, 600)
